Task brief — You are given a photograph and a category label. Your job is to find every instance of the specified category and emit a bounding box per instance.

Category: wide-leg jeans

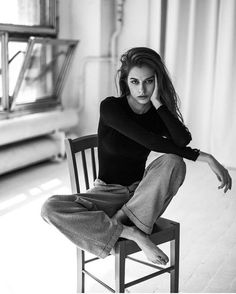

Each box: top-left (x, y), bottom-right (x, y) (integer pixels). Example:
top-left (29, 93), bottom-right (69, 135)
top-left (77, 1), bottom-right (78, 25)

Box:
top-left (41, 154), bottom-right (186, 258)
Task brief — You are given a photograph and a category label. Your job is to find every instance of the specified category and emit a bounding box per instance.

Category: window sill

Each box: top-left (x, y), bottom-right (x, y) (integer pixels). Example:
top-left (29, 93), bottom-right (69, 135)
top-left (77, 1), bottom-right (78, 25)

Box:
top-left (0, 108), bottom-right (79, 146)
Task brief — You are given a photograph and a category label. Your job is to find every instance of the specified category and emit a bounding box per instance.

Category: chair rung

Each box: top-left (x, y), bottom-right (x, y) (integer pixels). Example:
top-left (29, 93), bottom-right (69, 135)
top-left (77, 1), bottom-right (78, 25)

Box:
top-left (125, 265), bottom-right (174, 289)
top-left (85, 257), bottom-right (100, 264)
top-left (83, 269), bottom-right (115, 293)
top-left (126, 256), bottom-right (166, 271)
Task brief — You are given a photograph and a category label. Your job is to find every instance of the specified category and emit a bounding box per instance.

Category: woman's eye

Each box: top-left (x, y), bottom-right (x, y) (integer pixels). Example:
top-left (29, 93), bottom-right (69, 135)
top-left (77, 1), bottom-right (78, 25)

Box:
top-left (130, 80), bottom-right (139, 84)
top-left (146, 79), bottom-right (154, 84)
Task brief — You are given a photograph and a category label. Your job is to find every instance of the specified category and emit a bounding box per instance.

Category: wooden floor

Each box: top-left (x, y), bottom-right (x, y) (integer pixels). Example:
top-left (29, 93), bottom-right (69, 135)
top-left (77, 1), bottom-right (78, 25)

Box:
top-left (0, 156), bottom-right (235, 293)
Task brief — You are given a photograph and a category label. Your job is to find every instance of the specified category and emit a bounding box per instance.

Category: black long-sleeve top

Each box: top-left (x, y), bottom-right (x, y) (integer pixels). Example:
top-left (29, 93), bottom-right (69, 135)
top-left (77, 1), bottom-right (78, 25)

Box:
top-left (98, 96), bottom-right (199, 186)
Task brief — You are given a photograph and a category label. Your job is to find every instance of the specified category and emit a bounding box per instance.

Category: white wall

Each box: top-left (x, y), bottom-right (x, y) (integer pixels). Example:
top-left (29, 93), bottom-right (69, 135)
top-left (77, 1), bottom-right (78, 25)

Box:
top-left (58, 0), bottom-right (162, 136)
top-left (58, 0), bottom-right (114, 136)
top-left (118, 0), bottom-right (161, 54)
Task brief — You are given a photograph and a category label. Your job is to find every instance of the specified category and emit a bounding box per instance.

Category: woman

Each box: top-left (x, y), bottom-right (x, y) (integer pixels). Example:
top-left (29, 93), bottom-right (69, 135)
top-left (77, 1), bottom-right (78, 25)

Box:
top-left (41, 47), bottom-right (232, 265)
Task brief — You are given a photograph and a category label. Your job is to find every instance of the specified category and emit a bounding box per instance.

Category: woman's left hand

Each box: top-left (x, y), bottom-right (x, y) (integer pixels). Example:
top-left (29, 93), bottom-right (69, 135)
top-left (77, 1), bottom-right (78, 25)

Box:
top-left (198, 151), bottom-right (232, 193)
top-left (209, 156), bottom-right (232, 193)
top-left (151, 75), bottom-right (162, 109)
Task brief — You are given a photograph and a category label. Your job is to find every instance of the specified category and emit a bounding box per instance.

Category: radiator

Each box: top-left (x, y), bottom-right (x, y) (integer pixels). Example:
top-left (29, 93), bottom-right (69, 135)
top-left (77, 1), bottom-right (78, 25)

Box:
top-left (0, 109), bottom-right (79, 175)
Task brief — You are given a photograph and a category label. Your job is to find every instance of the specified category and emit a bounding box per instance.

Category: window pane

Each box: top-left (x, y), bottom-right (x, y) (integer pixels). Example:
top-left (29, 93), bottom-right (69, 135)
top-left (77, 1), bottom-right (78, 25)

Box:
top-left (14, 41), bottom-right (72, 105)
top-left (0, 40), bottom-right (2, 110)
top-left (0, 0), bottom-right (52, 26)
top-left (9, 41), bottom-right (28, 97)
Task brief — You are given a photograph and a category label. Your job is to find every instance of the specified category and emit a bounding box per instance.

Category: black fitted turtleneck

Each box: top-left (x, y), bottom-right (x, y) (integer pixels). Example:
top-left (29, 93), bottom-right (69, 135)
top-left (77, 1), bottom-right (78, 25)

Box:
top-left (97, 96), bottom-right (199, 186)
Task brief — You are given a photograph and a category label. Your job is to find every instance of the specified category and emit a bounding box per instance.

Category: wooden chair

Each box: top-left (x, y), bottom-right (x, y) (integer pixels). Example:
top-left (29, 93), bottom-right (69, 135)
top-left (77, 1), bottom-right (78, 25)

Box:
top-left (65, 134), bottom-right (180, 293)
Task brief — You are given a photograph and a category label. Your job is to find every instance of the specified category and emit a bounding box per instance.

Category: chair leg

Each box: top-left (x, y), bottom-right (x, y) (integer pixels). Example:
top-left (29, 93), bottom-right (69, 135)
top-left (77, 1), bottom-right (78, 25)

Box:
top-left (170, 223), bottom-right (180, 293)
top-left (77, 248), bottom-right (85, 293)
top-left (115, 243), bottom-right (126, 293)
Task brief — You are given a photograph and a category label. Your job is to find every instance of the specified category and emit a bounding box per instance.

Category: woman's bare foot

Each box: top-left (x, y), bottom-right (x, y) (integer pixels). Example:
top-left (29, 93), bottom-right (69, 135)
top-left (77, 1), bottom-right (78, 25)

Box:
top-left (120, 225), bottom-right (169, 265)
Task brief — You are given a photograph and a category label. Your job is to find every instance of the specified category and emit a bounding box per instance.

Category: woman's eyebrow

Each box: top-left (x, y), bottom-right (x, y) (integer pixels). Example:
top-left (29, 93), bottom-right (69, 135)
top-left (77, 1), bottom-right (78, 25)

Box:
top-left (129, 75), bottom-right (154, 80)
top-left (145, 75), bottom-right (155, 80)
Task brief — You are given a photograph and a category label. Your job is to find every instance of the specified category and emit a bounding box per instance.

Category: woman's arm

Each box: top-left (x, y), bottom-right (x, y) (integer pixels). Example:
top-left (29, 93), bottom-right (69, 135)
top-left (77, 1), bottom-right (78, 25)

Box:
top-left (151, 75), bottom-right (191, 147)
top-left (100, 97), bottom-right (199, 161)
top-left (156, 105), bottom-right (192, 146)
top-left (197, 151), bottom-right (232, 193)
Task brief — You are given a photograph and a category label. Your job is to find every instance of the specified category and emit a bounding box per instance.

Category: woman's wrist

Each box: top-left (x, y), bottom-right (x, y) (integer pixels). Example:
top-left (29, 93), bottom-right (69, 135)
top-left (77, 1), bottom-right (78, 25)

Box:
top-left (197, 151), bottom-right (214, 164)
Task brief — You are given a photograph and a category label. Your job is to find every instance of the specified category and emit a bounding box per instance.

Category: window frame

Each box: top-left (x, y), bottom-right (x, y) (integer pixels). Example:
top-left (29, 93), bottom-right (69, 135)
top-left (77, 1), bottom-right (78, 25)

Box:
top-left (0, 32), bottom-right (9, 112)
top-left (0, 0), bottom-right (78, 118)
top-left (10, 37), bottom-right (78, 112)
top-left (0, 0), bottom-right (58, 37)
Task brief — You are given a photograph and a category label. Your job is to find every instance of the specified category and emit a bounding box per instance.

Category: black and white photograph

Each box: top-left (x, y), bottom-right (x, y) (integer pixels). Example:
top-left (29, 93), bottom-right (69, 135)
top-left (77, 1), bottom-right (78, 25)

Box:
top-left (0, 0), bottom-right (235, 293)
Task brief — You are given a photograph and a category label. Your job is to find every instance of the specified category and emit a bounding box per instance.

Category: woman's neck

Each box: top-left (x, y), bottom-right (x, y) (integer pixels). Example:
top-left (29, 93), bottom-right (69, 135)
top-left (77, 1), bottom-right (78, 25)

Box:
top-left (127, 95), bottom-right (151, 114)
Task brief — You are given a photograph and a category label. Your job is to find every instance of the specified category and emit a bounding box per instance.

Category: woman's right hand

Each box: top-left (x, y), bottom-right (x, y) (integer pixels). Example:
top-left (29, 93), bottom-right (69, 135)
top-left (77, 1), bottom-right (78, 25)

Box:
top-left (151, 75), bottom-right (162, 109)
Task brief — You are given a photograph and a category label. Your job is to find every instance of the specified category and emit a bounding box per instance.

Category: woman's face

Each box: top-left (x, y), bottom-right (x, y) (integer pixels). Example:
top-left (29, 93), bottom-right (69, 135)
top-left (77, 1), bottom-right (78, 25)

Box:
top-left (127, 65), bottom-right (155, 105)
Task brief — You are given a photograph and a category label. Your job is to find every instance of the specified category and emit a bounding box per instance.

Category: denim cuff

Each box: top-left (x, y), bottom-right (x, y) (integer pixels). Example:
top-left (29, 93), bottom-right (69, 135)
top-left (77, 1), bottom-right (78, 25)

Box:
top-left (99, 222), bottom-right (123, 258)
top-left (122, 205), bottom-right (152, 235)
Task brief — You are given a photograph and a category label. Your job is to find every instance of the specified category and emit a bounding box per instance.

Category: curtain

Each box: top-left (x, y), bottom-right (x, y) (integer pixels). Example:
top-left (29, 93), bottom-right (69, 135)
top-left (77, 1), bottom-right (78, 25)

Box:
top-left (164, 0), bottom-right (236, 168)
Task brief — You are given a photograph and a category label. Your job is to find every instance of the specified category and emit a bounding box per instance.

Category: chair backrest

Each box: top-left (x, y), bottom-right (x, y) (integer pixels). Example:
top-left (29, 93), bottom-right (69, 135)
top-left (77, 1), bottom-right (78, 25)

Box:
top-left (65, 134), bottom-right (98, 194)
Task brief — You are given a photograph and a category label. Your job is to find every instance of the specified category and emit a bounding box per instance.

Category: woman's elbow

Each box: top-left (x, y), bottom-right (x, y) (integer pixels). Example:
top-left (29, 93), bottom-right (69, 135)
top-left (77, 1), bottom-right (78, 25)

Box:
top-left (175, 133), bottom-right (192, 147)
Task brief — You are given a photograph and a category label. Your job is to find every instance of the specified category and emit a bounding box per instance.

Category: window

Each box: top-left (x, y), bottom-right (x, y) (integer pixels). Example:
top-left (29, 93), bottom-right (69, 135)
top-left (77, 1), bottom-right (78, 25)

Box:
top-left (0, 35), bottom-right (3, 111)
top-left (10, 37), bottom-right (78, 111)
top-left (0, 0), bottom-right (78, 118)
top-left (0, 0), bottom-right (57, 35)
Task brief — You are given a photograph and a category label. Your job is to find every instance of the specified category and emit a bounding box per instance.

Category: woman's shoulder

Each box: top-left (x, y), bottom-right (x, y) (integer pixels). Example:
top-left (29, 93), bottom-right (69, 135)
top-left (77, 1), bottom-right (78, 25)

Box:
top-left (100, 96), bottom-right (128, 120)
top-left (100, 96), bottom-right (126, 110)
top-left (101, 96), bottom-right (124, 104)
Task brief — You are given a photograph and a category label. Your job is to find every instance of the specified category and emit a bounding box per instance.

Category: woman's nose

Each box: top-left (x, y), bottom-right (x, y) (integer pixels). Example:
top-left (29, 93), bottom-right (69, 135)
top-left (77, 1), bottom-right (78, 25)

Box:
top-left (139, 83), bottom-right (145, 94)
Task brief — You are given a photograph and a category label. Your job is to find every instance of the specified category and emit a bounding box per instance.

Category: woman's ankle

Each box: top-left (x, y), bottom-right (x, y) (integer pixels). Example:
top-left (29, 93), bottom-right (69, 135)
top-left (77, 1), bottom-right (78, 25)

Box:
top-left (113, 209), bottom-right (133, 226)
top-left (120, 224), bottom-right (145, 243)
top-left (120, 225), bottom-right (168, 264)
top-left (120, 224), bottom-right (138, 241)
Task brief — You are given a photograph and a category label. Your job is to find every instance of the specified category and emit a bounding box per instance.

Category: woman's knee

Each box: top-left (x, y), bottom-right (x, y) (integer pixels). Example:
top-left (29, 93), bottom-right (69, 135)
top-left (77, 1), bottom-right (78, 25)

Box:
top-left (163, 154), bottom-right (186, 170)
top-left (163, 154), bottom-right (186, 185)
top-left (169, 154), bottom-right (186, 178)
top-left (151, 153), bottom-right (185, 170)
top-left (41, 195), bottom-right (60, 222)
top-left (144, 154), bottom-right (186, 185)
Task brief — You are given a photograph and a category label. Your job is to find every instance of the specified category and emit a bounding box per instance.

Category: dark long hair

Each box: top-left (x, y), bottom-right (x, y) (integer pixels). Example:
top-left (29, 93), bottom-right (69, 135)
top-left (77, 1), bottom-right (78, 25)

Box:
top-left (117, 47), bottom-right (184, 122)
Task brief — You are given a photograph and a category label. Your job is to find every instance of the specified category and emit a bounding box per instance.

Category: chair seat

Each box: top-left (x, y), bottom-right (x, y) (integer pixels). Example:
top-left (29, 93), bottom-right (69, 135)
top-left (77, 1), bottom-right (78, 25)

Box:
top-left (116, 217), bottom-right (177, 257)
